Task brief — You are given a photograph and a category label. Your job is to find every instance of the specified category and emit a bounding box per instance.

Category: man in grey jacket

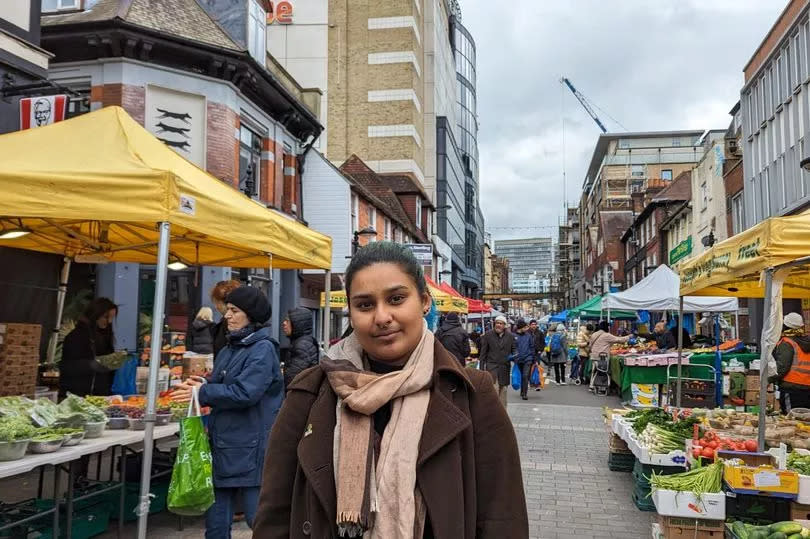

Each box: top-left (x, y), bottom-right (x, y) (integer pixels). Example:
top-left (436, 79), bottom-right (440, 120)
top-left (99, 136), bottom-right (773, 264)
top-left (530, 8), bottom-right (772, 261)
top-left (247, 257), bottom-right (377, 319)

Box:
top-left (479, 315), bottom-right (516, 407)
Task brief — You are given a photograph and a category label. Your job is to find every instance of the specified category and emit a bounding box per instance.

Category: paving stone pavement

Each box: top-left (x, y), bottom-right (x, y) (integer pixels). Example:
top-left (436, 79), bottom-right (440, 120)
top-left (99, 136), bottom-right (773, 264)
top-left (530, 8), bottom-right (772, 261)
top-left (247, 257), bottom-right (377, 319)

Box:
top-left (94, 384), bottom-right (655, 538)
top-left (509, 383), bottom-right (654, 538)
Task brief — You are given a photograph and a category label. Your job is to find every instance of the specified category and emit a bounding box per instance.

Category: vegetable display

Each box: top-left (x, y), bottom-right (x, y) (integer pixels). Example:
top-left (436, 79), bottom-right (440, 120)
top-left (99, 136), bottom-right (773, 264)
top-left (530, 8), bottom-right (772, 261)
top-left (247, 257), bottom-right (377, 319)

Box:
top-left (730, 521), bottom-right (810, 539)
top-left (649, 460), bottom-right (723, 495)
top-left (59, 393), bottom-right (107, 423)
top-left (693, 430), bottom-right (758, 459)
top-left (787, 451), bottom-right (810, 476)
top-left (0, 416), bottom-right (35, 442)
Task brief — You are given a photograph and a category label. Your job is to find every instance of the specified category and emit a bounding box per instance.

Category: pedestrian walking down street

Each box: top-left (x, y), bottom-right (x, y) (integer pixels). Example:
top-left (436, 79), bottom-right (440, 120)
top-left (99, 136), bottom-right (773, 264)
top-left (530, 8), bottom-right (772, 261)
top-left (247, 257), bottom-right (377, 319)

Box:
top-left (770, 312), bottom-right (810, 411)
top-left (434, 311), bottom-right (471, 367)
top-left (252, 242), bottom-right (528, 538)
top-left (188, 306), bottom-right (215, 354)
top-left (479, 315), bottom-right (516, 407)
top-left (574, 323), bottom-right (593, 384)
top-left (515, 319), bottom-right (536, 400)
top-left (549, 323), bottom-right (569, 385)
top-left (282, 308), bottom-right (321, 390)
top-left (209, 279), bottom-right (242, 358)
top-left (529, 320), bottom-right (545, 391)
top-left (588, 321), bottom-right (631, 391)
top-left (172, 286), bottom-right (284, 538)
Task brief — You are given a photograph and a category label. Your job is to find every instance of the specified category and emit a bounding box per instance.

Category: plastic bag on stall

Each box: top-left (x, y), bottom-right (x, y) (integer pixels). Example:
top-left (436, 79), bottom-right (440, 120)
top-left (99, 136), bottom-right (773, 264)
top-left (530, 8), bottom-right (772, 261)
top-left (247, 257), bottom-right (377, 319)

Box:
top-left (167, 387), bottom-right (215, 516)
top-left (511, 363), bottom-right (521, 390)
top-left (111, 357), bottom-right (137, 396)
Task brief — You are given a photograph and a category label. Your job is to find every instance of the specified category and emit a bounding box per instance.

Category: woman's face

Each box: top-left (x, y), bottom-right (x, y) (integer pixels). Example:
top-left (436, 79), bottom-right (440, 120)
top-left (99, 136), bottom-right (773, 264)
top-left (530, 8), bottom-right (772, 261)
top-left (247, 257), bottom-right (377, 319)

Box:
top-left (224, 303), bottom-right (250, 331)
top-left (96, 308), bottom-right (117, 329)
top-left (348, 262), bottom-right (430, 365)
top-left (282, 318), bottom-right (292, 337)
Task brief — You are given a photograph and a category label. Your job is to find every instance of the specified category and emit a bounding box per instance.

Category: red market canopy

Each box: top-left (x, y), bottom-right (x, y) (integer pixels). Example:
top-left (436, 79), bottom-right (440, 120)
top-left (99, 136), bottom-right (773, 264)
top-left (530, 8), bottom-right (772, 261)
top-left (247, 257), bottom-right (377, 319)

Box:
top-left (437, 282), bottom-right (489, 313)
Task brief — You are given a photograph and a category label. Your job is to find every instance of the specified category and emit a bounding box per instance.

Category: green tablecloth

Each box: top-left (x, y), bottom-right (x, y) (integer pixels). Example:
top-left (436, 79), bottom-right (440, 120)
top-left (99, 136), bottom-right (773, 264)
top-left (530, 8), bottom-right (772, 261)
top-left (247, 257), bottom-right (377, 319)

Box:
top-left (618, 352), bottom-right (760, 401)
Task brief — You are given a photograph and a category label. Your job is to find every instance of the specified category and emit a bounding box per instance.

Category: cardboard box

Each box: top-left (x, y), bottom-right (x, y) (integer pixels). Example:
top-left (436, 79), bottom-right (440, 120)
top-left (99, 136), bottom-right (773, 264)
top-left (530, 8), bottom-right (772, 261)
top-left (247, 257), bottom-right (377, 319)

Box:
top-left (657, 516), bottom-right (724, 539)
top-left (724, 462), bottom-right (799, 497)
top-left (631, 383), bottom-right (659, 408)
top-left (791, 501), bottom-right (810, 521)
top-left (744, 390), bottom-right (775, 406)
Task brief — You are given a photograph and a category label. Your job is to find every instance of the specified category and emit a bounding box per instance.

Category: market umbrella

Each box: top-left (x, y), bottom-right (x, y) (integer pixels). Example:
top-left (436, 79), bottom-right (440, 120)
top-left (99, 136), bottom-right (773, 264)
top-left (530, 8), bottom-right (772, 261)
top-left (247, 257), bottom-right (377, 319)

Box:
top-left (679, 213), bottom-right (810, 450)
top-left (0, 106), bottom-right (333, 537)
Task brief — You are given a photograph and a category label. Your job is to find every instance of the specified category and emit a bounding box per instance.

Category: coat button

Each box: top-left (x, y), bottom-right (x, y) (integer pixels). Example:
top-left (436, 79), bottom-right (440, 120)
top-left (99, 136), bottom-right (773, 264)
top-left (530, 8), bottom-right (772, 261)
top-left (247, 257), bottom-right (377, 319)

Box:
top-left (302, 521), bottom-right (312, 535)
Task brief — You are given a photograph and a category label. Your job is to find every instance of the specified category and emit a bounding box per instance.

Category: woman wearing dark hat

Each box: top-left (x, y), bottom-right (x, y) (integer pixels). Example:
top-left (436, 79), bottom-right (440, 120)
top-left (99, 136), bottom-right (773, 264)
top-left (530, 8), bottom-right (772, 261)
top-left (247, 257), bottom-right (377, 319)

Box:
top-left (172, 285), bottom-right (284, 538)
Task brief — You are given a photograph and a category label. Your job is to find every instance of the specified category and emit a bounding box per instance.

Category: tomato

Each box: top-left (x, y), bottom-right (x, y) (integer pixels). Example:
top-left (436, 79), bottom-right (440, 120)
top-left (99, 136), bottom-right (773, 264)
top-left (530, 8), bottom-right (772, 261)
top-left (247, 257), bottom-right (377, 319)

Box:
top-left (707, 440), bottom-right (718, 449)
top-left (702, 447), bottom-right (715, 458)
top-left (744, 440), bottom-right (758, 452)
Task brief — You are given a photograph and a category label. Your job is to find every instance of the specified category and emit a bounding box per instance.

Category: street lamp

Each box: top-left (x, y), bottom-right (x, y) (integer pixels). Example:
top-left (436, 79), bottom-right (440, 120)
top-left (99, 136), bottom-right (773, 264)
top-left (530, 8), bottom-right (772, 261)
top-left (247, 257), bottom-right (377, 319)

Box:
top-left (351, 227), bottom-right (377, 255)
top-left (701, 230), bottom-right (716, 248)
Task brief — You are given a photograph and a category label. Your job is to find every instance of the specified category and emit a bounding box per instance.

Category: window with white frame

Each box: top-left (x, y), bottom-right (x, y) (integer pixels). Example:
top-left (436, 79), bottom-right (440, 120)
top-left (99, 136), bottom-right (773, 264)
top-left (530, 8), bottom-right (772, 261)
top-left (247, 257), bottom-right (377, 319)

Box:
top-left (415, 200), bottom-right (422, 229)
top-left (384, 217), bottom-right (392, 241)
top-left (405, 234), bottom-right (411, 244)
top-left (395, 228), bottom-right (403, 243)
top-left (238, 125), bottom-right (262, 199)
top-left (42, 0), bottom-right (79, 11)
top-left (248, 0), bottom-right (267, 63)
top-left (366, 206), bottom-right (377, 238)
top-left (732, 193), bottom-right (744, 234)
top-left (426, 210), bottom-right (432, 236)
top-left (351, 194), bottom-right (359, 232)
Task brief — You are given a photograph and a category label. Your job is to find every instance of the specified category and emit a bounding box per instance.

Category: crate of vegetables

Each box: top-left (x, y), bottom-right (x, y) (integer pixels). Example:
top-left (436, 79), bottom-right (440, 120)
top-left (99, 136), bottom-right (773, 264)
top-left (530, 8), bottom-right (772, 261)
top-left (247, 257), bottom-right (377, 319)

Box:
top-left (787, 451), bottom-right (810, 504)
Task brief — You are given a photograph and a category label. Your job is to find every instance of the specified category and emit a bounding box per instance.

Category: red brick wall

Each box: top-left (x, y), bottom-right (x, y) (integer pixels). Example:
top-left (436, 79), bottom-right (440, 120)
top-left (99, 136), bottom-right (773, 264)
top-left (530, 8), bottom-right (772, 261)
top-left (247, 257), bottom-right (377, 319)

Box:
top-left (206, 102), bottom-right (238, 186)
top-left (260, 138), bottom-right (276, 203)
top-left (91, 84), bottom-right (145, 125)
top-left (399, 194), bottom-right (417, 225)
top-left (282, 153), bottom-right (296, 214)
top-left (744, 0), bottom-right (806, 82)
top-left (724, 160), bottom-right (744, 237)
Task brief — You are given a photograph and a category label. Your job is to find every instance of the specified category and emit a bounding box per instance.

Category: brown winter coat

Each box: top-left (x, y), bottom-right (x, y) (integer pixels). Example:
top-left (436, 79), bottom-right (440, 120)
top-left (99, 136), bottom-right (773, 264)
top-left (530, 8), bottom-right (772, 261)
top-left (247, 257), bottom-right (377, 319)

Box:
top-left (251, 340), bottom-right (528, 539)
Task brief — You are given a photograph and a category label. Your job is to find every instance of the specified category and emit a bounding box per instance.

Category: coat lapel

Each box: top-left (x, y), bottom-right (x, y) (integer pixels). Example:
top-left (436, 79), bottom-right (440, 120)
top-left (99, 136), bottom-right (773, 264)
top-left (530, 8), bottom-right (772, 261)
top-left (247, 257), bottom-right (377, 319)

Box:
top-left (296, 383), bottom-right (338, 519)
top-left (418, 345), bottom-right (473, 466)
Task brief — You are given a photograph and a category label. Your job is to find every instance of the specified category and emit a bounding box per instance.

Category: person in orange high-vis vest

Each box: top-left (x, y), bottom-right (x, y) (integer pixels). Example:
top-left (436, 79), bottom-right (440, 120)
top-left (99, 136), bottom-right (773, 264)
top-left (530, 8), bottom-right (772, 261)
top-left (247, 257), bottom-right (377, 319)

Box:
top-left (770, 312), bottom-right (810, 412)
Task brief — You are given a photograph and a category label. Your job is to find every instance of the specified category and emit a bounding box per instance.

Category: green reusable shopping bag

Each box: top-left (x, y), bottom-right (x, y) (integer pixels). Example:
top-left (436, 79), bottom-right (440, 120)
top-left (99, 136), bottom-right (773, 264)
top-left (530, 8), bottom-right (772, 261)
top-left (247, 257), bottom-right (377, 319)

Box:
top-left (167, 386), bottom-right (215, 516)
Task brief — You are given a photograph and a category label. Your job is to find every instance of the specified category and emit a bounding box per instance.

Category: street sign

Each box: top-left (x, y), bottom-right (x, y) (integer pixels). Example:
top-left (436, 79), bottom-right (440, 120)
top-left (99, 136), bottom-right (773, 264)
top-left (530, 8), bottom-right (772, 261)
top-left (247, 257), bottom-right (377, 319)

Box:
top-left (403, 243), bottom-right (433, 265)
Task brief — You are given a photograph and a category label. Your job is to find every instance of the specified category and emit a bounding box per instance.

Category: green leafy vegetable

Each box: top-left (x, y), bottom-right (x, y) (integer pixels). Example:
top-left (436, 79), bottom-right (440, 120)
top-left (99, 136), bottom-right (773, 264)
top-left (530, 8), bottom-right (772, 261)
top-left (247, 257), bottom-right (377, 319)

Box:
top-left (0, 416), bottom-right (35, 442)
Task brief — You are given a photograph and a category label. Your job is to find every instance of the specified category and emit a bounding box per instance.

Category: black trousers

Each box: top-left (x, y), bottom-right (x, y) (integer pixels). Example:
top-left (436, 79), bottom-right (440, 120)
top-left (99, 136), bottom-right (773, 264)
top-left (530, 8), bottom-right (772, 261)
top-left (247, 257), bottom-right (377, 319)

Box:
top-left (782, 387), bottom-right (810, 412)
top-left (520, 362), bottom-right (533, 397)
top-left (553, 363), bottom-right (566, 384)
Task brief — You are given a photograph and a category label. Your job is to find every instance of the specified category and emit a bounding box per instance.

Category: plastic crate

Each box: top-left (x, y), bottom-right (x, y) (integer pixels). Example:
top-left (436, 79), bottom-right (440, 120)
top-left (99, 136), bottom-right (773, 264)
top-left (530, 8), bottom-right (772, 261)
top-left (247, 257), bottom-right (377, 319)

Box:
top-left (608, 451), bottom-right (635, 472)
top-left (633, 459), bottom-right (683, 478)
top-left (35, 498), bottom-right (113, 539)
top-left (724, 492), bottom-right (791, 525)
top-left (0, 499), bottom-right (51, 538)
top-left (632, 484), bottom-right (656, 512)
top-left (110, 481), bottom-right (169, 522)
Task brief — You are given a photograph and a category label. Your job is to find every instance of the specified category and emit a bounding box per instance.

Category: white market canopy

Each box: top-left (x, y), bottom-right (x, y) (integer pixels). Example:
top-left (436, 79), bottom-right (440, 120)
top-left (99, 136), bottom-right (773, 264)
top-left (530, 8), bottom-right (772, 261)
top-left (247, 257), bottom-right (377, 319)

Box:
top-left (603, 265), bottom-right (738, 313)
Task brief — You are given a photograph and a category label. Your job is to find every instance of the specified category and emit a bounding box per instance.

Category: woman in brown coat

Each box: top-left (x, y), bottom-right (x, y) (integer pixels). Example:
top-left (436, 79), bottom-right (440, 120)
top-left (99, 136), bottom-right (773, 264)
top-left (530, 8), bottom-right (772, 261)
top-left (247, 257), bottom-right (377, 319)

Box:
top-left (252, 242), bottom-right (527, 539)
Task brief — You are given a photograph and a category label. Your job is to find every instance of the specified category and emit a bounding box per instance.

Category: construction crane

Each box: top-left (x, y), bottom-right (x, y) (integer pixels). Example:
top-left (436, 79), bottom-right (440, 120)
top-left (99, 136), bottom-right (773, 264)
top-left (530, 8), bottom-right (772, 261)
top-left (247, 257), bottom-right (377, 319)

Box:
top-left (560, 77), bottom-right (607, 133)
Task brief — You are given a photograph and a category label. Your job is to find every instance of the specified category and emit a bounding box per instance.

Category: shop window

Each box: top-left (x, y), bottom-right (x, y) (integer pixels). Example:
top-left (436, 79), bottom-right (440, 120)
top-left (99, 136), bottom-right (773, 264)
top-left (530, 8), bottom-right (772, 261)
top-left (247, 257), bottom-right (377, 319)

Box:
top-left (384, 217), bottom-right (392, 241)
top-left (395, 228), bottom-right (403, 243)
top-left (239, 125), bottom-right (262, 199)
top-left (43, 0), bottom-right (79, 12)
top-left (415, 200), bottom-right (422, 229)
top-left (248, 0), bottom-right (267, 63)
top-left (661, 169), bottom-right (672, 181)
top-left (366, 206), bottom-right (376, 238)
top-left (732, 193), bottom-right (744, 234)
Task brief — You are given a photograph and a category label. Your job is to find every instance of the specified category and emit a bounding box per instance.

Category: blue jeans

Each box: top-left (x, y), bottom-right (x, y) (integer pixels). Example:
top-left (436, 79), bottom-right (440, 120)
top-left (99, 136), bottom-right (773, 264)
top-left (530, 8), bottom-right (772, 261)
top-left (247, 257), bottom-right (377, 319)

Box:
top-left (205, 486), bottom-right (261, 539)
top-left (571, 356), bottom-right (582, 379)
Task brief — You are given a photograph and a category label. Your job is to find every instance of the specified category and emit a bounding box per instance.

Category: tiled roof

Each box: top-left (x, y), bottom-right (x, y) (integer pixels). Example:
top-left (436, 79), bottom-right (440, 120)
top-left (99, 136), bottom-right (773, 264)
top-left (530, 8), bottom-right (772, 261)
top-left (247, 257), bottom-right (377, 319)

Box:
top-left (340, 155), bottom-right (423, 239)
top-left (599, 211), bottom-right (634, 238)
top-left (41, 0), bottom-right (243, 52)
top-left (379, 174), bottom-right (434, 209)
top-left (653, 170), bottom-right (692, 202)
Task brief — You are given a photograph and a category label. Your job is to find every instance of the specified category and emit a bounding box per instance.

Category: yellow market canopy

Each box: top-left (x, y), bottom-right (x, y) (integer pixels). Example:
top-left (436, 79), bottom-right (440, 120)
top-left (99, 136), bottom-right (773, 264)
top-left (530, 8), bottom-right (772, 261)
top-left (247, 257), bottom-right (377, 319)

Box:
top-left (679, 213), bottom-right (810, 298)
top-left (0, 106), bottom-right (331, 270)
top-left (320, 285), bottom-right (469, 313)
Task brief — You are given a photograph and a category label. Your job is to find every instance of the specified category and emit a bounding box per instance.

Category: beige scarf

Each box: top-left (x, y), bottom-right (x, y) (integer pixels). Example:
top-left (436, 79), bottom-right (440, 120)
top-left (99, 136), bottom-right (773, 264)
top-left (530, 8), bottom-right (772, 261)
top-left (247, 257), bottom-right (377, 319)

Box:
top-left (321, 320), bottom-right (434, 538)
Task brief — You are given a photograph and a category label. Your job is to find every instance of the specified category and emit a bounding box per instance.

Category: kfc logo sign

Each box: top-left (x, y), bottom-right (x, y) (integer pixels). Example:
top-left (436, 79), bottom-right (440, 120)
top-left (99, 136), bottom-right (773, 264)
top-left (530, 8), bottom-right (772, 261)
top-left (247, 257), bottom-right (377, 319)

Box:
top-left (266, 0), bottom-right (293, 24)
top-left (20, 95), bottom-right (68, 130)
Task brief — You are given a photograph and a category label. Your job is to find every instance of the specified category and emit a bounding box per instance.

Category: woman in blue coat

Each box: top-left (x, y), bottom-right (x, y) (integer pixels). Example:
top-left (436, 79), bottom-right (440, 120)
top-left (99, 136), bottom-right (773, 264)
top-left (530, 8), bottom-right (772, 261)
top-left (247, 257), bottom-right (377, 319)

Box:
top-left (172, 285), bottom-right (283, 538)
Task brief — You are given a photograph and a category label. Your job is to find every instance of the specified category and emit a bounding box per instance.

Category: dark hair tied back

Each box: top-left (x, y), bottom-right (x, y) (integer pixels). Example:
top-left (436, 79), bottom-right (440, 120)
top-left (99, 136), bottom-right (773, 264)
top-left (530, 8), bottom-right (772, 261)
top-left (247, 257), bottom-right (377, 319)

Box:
top-left (345, 241), bottom-right (427, 298)
top-left (84, 297), bottom-right (118, 323)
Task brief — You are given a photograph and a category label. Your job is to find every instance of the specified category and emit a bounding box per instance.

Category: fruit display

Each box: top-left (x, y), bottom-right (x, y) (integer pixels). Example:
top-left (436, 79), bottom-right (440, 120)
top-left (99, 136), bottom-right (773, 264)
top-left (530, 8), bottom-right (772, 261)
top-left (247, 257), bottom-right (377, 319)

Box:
top-left (692, 430), bottom-right (759, 460)
top-left (84, 396), bottom-right (109, 409)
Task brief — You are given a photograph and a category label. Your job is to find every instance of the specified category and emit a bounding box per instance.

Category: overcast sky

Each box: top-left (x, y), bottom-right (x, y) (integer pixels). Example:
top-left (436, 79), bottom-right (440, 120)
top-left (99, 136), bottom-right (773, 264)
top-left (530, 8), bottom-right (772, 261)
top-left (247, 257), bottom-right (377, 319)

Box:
top-left (461, 0), bottom-right (787, 242)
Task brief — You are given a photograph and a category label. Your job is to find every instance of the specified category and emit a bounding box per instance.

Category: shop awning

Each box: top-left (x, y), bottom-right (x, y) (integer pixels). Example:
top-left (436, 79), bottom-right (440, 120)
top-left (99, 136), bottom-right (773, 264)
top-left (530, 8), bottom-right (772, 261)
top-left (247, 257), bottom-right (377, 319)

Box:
top-left (679, 213), bottom-right (810, 298)
top-left (605, 265), bottom-right (738, 312)
top-left (322, 279), bottom-right (469, 313)
top-left (568, 295), bottom-right (636, 320)
top-left (0, 106), bottom-right (332, 269)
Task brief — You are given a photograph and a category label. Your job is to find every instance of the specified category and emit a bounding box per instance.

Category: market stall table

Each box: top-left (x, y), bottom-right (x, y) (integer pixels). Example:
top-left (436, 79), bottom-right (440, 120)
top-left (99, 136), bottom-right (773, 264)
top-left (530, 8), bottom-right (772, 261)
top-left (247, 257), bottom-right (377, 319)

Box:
top-left (0, 424), bottom-right (178, 538)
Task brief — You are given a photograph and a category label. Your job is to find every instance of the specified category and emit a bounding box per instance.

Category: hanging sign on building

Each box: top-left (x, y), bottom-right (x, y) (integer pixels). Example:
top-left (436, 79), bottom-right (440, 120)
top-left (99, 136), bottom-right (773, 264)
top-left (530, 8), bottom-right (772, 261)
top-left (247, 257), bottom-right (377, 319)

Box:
top-left (146, 85), bottom-right (206, 167)
top-left (19, 95), bottom-right (68, 130)
top-left (669, 236), bottom-right (693, 265)
top-left (404, 243), bottom-right (433, 266)
top-left (266, 1), bottom-right (293, 24)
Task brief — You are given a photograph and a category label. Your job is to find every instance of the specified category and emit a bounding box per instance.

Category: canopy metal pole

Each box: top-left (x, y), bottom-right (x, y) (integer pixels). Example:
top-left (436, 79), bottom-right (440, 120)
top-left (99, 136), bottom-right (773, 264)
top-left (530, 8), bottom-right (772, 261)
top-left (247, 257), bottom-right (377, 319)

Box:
top-left (758, 269), bottom-right (774, 452)
top-left (323, 270), bottom-right (331, 351)
top-left (714, 314), bottom-right (723, 407)
top-left (47, 257), bottom-right (72, 364)
top-left (676, 296), bottom-right (684, 408)
top-left (734, 312), bottom-right (740, 341)
top-left (137, 221), bottom-right (171, 539)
